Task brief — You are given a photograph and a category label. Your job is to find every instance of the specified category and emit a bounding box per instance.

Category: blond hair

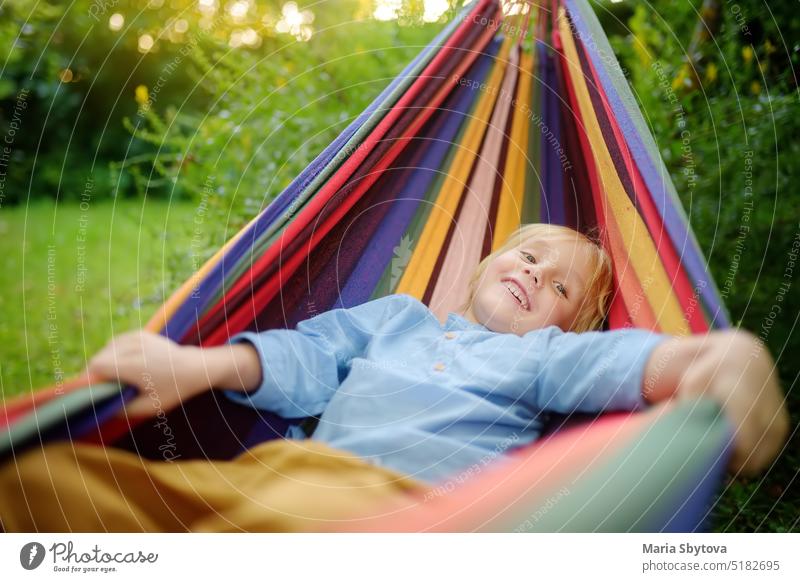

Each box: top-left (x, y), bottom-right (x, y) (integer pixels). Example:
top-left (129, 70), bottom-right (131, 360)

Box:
top-left (460, 224), bottom-right (614, 332)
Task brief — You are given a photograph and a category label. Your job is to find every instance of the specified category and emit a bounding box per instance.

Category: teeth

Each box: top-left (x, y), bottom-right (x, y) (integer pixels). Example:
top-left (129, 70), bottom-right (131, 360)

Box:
top-left (504, 281), bottom-right (529, 310)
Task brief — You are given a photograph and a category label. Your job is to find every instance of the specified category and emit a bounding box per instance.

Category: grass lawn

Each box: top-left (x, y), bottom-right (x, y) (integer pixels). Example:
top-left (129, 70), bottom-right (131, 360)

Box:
top-left (0, 198), bottom-right (201, 399)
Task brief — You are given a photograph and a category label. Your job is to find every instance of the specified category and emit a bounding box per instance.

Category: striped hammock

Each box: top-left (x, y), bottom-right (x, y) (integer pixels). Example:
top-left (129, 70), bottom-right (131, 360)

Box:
top-left (2, 0), bottom-right (733, 532)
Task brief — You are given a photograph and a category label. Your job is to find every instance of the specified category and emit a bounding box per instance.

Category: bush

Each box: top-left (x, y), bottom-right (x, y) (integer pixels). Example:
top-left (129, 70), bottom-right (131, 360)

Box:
top-left (0, 0), bottom-right (451, 207)
top-left (123, 13), bottom-right (444, 246)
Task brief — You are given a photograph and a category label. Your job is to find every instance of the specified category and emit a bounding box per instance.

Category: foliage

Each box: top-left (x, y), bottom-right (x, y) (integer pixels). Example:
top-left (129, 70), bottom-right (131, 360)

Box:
top-left (605, 0), bottom-right (799, 532)
top-left (0, 0), bottom-right (452, 206)
top-left (0, 0), bottom-right (197, 202)
top-left (123, 12), bottom-right (444, 245)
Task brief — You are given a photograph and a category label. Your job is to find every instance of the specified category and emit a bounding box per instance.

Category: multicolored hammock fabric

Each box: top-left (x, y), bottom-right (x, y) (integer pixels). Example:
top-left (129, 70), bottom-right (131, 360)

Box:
top-left (2, 0), bottom-right (733, 531)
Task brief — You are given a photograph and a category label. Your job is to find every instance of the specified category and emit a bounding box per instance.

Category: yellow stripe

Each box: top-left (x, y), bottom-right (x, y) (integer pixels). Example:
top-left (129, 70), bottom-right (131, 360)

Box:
top-left (396, 38), bottom-right (514, 299)
top-left (558, 10), bottom-right (688, 335)
top-left (493, 50), bottom-right (534, 251)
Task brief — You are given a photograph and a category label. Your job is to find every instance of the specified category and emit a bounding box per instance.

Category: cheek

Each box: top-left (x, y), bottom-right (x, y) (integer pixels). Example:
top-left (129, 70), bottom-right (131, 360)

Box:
top-left (479, 260), bottom-right (501, 283)
top-left (489, 254), bottom-right (517, 273)
top-left (475, 254), bottom-right (519, 304)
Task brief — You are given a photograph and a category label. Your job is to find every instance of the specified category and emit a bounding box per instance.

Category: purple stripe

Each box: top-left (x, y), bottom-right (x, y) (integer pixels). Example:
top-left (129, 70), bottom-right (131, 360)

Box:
top-left (333, 44), bottom-right (499, 308)
top-left (541, 42), bottom-right (565, 225)
top-left (285, 156), bottom-right (421, 326)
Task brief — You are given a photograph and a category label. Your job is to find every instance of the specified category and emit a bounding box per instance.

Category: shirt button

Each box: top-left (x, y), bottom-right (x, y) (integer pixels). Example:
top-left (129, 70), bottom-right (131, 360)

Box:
top-left (433, 362), bottom-right (446, 372)
top-left (444, 332), bottom-right (457, 340)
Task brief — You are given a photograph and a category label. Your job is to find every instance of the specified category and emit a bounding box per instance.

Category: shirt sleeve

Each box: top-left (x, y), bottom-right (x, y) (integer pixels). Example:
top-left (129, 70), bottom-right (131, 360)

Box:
top-left (531, 326), bottom-right (668, 414)
top-left (223, 294), bottom-right (409, 418)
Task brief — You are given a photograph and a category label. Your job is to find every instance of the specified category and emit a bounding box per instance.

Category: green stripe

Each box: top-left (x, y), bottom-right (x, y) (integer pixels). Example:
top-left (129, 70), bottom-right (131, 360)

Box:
top-left (1, 383), bottom-right (123, 456)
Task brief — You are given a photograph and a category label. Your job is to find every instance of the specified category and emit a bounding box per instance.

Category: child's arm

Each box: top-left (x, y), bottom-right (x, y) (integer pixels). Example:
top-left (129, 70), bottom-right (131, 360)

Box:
top-left (86, 330), bottom-right (263, 417)
top-left (87, 294), bottom-right (412, 418)
top-left (642, 329), bottom-right (789, 477)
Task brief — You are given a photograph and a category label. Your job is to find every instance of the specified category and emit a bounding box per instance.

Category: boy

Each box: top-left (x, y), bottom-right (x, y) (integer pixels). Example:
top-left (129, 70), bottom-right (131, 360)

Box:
top-left (0, 225), bottom-right (788, 530)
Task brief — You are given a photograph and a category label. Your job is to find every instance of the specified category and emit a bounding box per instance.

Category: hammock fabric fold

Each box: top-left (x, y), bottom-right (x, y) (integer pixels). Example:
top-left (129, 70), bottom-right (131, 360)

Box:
top-left (2, 0), bottom-right (733, 532)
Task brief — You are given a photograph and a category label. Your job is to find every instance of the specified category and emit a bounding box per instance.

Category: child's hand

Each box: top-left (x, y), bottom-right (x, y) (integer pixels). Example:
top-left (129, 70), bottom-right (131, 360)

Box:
top-left (87, 330), bottom-right (213, 416)
top-left (644, 330), bottom-right (790, 477)
top-left (705, 333), bottom-right (789, 477)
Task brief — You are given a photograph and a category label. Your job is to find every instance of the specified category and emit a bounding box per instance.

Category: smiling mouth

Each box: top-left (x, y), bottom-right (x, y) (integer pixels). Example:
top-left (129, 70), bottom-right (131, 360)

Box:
top-left (502, 278), bottom-right (530, 311)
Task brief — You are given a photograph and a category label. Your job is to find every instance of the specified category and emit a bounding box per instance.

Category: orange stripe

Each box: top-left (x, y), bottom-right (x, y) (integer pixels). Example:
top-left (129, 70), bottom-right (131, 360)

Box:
top-left (554, 22), bottom-right (659, 331)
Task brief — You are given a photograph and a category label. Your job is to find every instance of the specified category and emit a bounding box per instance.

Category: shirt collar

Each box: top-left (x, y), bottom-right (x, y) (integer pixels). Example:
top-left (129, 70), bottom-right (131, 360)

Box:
top-left (444, 311), bottom-right (489, 332)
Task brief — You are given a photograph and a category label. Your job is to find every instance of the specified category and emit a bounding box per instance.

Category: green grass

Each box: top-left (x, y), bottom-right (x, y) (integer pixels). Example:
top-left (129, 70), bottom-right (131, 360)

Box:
top-left (0, 198), bottom-right (201, 399)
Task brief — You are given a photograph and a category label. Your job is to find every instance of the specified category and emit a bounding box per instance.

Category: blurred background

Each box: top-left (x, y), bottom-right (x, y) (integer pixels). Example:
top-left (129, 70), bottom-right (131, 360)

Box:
top-left (0, 0), bottom-right (797, 531)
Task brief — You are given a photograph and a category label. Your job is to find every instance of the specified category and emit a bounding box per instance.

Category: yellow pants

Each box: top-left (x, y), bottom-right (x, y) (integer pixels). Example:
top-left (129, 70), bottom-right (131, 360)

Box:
top-left (0, 439), bottom-right (423, 532)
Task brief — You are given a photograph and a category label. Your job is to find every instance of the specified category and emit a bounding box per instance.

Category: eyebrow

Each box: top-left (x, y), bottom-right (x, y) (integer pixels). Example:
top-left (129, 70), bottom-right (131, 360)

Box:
top-left (520, 240), bottom-right (588, 293)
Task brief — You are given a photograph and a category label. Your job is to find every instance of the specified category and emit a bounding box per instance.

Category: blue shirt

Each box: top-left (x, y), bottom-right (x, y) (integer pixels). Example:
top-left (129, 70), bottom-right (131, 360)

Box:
top-left (225, 294), bottom-right (666, 484)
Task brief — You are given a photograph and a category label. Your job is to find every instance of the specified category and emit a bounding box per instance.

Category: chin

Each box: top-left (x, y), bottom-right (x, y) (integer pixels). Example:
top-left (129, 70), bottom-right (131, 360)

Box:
top-left (477, 301), bottom-right (531, 335)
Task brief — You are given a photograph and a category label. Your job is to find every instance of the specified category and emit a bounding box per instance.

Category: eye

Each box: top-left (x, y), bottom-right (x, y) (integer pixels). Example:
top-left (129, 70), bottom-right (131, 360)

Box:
top-left (520, 251), bottom-right (536, 264)
top-left (555, 282), bottom-right (568, 298)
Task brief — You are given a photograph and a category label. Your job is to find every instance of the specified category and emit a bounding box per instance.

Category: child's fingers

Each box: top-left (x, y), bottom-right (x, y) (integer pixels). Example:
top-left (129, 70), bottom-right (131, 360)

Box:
top-left (750, 411), bottom-right (790, 474)
top-left (123, 393), bottom-right (161, 417)
top-left (88, 334), bottom-right (155, 383)
top-left (729, 404), bottom-right (790, 476)
top-left (86, 351), bottom-right (117, 378)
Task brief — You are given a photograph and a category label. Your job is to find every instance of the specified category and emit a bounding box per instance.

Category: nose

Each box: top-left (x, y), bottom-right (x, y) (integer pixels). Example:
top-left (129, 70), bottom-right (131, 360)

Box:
top-left (522, 265), bottom-right (544, 289)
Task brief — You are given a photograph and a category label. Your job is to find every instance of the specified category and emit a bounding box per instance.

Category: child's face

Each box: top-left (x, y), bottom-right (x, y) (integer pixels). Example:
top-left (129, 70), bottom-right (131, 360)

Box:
top-left (463, 236), bottom-right (594, 335)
